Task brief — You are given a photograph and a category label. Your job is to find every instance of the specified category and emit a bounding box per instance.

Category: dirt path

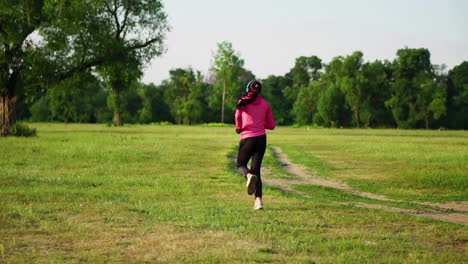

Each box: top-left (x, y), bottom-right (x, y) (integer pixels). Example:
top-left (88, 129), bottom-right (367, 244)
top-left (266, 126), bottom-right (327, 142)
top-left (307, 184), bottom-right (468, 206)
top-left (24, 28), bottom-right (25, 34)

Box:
top-left (264, 146), bottom-right (468, 225)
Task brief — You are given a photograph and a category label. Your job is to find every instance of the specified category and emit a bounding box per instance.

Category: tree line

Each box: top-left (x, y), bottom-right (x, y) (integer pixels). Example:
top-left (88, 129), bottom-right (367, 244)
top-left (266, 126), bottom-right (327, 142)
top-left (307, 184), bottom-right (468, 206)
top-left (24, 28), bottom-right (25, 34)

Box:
top-left (275, 49), bottom-right (468, 129)
top-left (19, 43), bottom-right (468, 130)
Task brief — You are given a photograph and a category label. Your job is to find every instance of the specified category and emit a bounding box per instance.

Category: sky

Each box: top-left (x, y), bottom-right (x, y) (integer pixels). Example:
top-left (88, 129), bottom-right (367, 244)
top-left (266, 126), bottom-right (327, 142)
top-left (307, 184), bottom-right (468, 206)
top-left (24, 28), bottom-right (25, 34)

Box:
top-left (142, 0), bottom-right (468, 85)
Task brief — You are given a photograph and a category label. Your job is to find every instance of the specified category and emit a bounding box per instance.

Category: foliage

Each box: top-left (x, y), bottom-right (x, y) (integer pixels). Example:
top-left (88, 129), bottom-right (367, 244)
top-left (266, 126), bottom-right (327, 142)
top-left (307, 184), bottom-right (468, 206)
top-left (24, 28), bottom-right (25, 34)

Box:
top-left (292, 81), bottom-right (323, 125)
top-left (443, 61), bottom-right (468, 129)
top-left (360, 60), bottom-right (393, 127)
top-left (137, 83), bottom-right (172, 124)
top-left (282, 56), bottom-right (322, 124)
top-left (210, 41), bottom-right (245, 123)
top-left (48, 72), bottom-right (100, 123)
top-left (0, 0), bottom-right (170, 135)
top-left (8, 122), bottom-right (36, 137)
top-left (317, 83), bottom-right (348, 127)
top-left (165, 68), bottom-right (206, 124)
top-left (385, 48), bottom-right (446, 128)
top-left (201, 123), bottom-right (234, 127)
top-left (5, 21), bottom-right (467, 131)
top-left (90, 0), bottom-right (169, 126)
top-left (28, 72), bottom-right (111, 123)
top-left (0, 0), bottom-right (49, 135)
top-left (151, 121), bottom-right (173, 126)
top-left (0, 1), bottom-right (465, 131)
top-left (262, 75), bottom-right (293, 125)
top-left (311, 56), bottom-right (350, 127)
top-left (29, 96), bottom-right (51, 122)
top-left (283, 56), bottom-right (323, 122)
top-left (0, 0), bottom-right (46, 95)
top-left (100, 56), bottom-right (143, 125)
top-left (283, 56), bottom-right (322, 101)
top-left (339, 51), bottom-right (368, 127)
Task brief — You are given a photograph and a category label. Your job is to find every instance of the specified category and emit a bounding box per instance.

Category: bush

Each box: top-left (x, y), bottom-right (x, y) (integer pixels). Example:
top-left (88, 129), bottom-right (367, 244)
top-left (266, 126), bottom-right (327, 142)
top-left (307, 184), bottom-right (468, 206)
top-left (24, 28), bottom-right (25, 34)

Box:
top-left (9, 123), bottom-right (37, 137)
top-left (201, 123), bottom-right (234, 127)
top-left (150, 121), bottom-right (173, 126)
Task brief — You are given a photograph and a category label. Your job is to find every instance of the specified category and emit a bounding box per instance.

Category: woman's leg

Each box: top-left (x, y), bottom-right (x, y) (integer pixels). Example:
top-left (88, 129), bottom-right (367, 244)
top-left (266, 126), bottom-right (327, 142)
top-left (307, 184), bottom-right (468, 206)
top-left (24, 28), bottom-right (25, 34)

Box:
top-left (236, 137), bottom-right (255, 178)
top-left (249, 135), bottom-right (267, 198)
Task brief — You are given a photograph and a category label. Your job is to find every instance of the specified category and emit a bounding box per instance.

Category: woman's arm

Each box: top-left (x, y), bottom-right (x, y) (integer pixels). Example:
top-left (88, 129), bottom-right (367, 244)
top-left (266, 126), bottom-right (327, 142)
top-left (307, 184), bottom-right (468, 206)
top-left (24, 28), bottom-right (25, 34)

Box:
top-left (235, 108), bottom-right (243, 133)
top-left (265, 105), bottom-right (275, 130)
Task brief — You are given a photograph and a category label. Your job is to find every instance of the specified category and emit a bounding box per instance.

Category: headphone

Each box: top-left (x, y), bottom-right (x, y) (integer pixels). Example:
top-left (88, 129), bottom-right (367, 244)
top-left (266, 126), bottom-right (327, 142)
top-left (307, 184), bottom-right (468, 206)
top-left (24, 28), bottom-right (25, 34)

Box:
top-left (245, 80), bottom-right (256, 93)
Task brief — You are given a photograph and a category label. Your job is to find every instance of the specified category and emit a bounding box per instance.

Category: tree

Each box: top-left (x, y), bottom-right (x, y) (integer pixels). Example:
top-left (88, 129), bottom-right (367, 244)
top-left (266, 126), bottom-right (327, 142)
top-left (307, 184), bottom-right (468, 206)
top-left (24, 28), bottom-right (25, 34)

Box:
top-left (165, 68), bottom-right (206, 125)
top-left (29, 96), bottom-right (51, 122)
top-left (100, 57), bottom-right (142, 126)
top-left (316, 56), bottom-right (351, 127)
top-left (28, 71), bottom-right (111, 123)
top-left (414, 68), bottom-right (447, 129)
top-left (166, 68), bottom-right (193, 124)
top-left (386, 48), bottom-right (443, 128)
top-left (283, 56), bottom-right (322, 109)
top-left (318, 83), bottom-right (348, 127)
top-left (444, 61), bottom-right (468, 129)
top-left (210, 41), bottom-right (244, 123)
top-left (48, 72), bottom-right (100, 123)
top-left (238, 68), bottom-right (256, 86)
top-left (0, 0), bottom-right (170, 135)
top-left (183, 71), bottom-right (207, 124)
top-left (137, 83), bottom-right (172, 124)
top-left (291, 81), bottom-right (323, 125)
top-left (282, 56), bottom-right (323, 125)
top-left (262, 75), bottom-right (293, 125)
top-left (340, 51), bottom-right (367, 127)
top-left (287, 56), bottom-right (322, 87)
top-left (360, 60), bottom-right (394, 127)
top-left (0, 0), bottom-right (48, 135)
top-left (94, 0), bottom-right (169, 126)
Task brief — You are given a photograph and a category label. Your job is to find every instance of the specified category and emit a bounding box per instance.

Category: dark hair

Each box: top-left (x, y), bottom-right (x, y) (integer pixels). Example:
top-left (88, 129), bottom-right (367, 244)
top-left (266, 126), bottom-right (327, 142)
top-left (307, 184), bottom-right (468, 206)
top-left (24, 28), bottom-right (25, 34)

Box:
top-left (237, 80), bottom-right (262, 108)
top-left (248, 80), bottom-right (262, 94)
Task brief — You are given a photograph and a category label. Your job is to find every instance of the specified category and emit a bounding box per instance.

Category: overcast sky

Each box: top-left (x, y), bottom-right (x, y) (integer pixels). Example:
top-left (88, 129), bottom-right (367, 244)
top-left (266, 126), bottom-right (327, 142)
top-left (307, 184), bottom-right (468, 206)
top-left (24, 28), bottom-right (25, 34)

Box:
top-left (142, 0), bottom-right (468, 85)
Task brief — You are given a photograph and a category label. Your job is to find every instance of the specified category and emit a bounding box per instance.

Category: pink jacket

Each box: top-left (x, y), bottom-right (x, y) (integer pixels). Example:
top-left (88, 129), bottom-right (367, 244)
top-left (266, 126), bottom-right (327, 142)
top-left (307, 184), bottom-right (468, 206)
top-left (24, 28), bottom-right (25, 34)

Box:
top-left (235, 96), bottom-right (275, 139)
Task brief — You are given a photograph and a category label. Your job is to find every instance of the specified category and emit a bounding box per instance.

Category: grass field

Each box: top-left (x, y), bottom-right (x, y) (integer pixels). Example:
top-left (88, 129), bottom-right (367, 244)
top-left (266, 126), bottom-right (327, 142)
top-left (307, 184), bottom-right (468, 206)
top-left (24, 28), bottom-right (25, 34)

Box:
top-left (0, 123), bottom-right (467, 263)
top-left (271, 128), bottom-right (468, 201)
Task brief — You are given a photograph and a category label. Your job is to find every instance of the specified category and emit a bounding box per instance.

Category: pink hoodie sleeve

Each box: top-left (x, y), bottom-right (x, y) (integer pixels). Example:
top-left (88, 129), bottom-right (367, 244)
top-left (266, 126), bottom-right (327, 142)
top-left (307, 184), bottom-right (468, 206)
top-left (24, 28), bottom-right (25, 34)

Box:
top-left (235, 108), bottom-right (243, 131)
top-left (265, 105), bottom-right (275, 130)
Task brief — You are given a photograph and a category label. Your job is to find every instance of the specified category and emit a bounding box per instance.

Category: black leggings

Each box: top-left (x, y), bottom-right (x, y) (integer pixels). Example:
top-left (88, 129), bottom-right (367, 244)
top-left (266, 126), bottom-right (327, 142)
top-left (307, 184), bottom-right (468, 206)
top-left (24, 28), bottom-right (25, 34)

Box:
top-left (236, 135), bottom-right (266, 197)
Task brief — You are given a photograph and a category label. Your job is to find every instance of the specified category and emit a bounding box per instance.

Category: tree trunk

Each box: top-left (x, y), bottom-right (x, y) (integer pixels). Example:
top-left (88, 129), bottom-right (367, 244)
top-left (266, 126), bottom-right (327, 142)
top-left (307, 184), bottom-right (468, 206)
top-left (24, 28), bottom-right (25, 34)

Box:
top-left (0, 94), bottom-right (16, 136)
top-left (425, 113), bottom-right (429, 130)
top-left (221, 80), bottom-right (226, 123)
top-left (111, 89), bottom-right (123, 126)
top-left (355, 106), bottom-right (361, 128)
top-left (114, 111), bottom-right (122, 126)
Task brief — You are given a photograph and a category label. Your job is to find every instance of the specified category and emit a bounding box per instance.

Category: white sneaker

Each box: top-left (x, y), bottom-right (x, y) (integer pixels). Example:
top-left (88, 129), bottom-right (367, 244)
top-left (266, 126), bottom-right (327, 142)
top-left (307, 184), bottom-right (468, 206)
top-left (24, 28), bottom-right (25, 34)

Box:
top-left (246, 173), bottom-right (257, 195)
top-left (254, 199), bottom-right (264, 210)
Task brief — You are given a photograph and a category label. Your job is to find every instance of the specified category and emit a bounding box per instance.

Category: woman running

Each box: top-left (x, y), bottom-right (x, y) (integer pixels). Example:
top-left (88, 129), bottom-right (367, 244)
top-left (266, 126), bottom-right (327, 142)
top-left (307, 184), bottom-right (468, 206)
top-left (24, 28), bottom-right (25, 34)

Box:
top-left (235, 80), bottom-right (275, 210)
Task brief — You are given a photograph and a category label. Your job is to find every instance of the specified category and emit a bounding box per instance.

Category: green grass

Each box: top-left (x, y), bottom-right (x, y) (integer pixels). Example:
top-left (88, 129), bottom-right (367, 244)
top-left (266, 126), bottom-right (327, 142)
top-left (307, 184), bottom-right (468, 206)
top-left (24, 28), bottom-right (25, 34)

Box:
top-left (270, 127), bottom-right (468, 201)
top-left (0, 123), bottom-right (467, 263)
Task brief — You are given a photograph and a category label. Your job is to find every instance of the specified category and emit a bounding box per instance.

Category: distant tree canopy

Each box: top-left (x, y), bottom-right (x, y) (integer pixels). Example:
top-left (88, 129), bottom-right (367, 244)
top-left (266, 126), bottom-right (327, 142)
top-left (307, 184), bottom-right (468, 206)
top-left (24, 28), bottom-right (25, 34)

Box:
top-left (210, 41), bottom-right (246, 123)
top-left (445, 62), bottom-right (468, 129)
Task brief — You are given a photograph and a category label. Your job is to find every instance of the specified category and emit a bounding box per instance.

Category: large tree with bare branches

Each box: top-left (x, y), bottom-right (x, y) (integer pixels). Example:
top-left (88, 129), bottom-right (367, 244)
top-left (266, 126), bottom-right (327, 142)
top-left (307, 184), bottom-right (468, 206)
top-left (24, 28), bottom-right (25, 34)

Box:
top-left (0, 0), bottom-right (169, 135)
